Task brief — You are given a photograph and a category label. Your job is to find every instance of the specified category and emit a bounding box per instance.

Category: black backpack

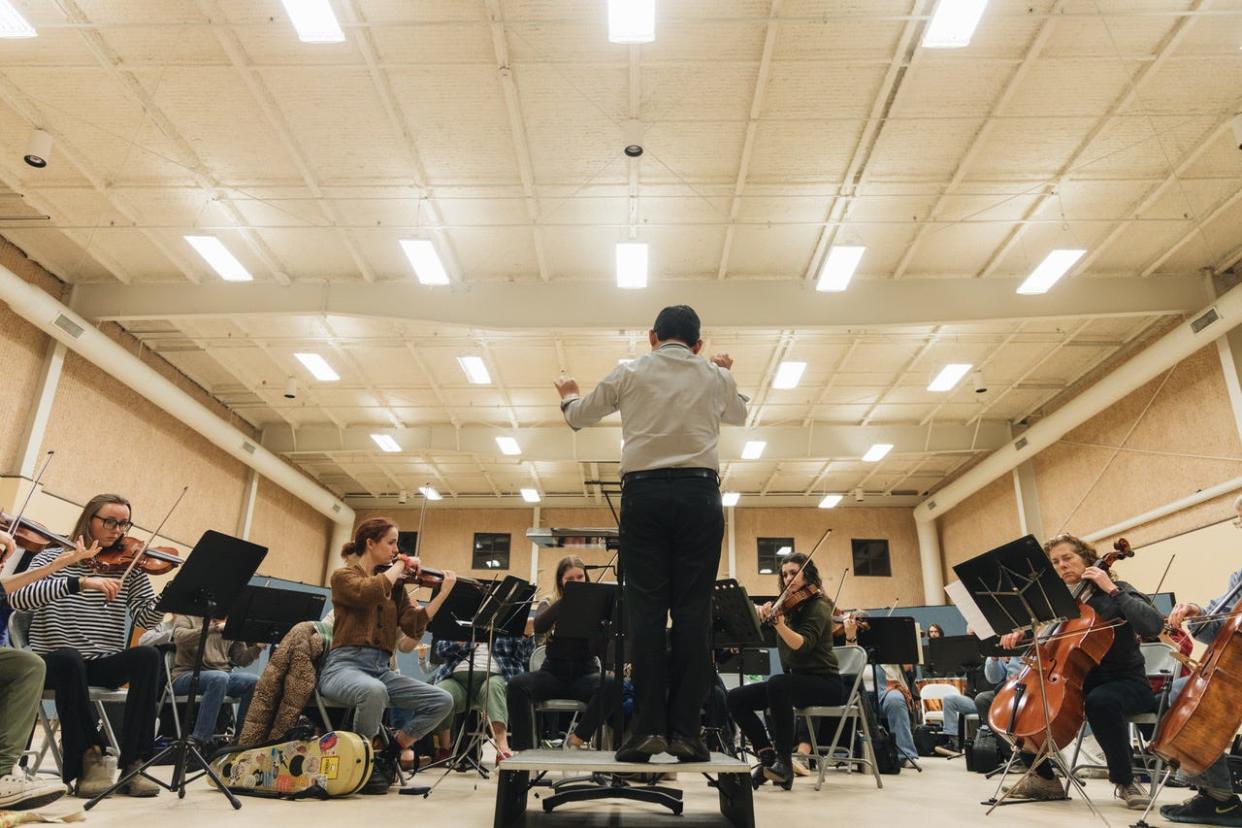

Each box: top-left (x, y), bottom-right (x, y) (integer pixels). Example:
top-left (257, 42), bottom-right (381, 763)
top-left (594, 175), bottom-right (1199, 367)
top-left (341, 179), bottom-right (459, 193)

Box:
top-left (857, 692), bottom-right (901, 774)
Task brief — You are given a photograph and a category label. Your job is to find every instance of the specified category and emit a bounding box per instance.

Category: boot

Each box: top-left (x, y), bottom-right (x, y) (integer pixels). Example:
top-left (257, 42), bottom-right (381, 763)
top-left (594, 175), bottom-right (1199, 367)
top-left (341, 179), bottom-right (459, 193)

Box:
top-left (361, 750), bottom-right (397, 795)
top-left (121, 763), bottom-right (160, 798)
top-left (751, 749), bottom-right (775, 790)
top-left (763, 755), bottom-right (795, 790)
top-left (74, 747), bottom-right (114, 798)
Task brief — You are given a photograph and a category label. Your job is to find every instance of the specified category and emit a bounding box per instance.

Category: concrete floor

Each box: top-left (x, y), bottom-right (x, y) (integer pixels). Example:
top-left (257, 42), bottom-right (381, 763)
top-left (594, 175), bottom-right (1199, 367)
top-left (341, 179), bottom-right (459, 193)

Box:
top-left (28, 753), bottom-right (1191, 828)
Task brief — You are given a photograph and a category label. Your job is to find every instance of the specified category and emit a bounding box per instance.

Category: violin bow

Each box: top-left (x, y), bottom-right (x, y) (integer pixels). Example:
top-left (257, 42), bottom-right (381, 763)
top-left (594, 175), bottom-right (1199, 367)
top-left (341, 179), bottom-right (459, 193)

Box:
top-left (117, 486), bottom-right (188, 585)
top-left (5, 450), bottom-right (53, 536)
top-left (828, 568), bottom-right (848, 615)
top-left (771, 528), bottom-right (832, 609)
top-left (404, 481), bottom-right (433, 577)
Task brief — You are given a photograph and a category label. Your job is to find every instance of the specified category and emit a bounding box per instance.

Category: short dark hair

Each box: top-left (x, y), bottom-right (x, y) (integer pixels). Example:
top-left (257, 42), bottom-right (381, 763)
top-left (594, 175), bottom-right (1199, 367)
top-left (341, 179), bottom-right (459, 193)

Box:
top-left (653, 305), bottom-right (700, 346)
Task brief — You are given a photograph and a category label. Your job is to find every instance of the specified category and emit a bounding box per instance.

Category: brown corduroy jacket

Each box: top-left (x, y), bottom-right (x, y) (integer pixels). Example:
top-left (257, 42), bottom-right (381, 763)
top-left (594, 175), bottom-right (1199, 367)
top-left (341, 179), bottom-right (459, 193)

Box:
top-left (328, 562), bottom-right (429, 654)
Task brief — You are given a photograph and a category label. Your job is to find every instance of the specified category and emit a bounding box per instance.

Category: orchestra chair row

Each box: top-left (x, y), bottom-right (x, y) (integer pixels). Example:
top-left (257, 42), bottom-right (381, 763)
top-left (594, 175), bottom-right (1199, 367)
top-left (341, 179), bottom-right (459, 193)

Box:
top-left (528, 646), bottom-right (592, 749)
top-left (794, 644), bottom-right (883, 792)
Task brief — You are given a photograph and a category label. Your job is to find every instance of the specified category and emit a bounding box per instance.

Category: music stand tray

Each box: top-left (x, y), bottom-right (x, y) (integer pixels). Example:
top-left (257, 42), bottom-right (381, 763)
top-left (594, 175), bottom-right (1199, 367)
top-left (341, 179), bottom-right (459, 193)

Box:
top-left (223, 586), bottom-right (325, 645)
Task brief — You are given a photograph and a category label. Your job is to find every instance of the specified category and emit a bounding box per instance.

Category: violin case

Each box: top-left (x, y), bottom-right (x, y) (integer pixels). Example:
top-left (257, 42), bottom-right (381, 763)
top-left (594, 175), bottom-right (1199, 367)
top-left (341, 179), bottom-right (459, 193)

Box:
top-left (208, 729), bottom-right (373, 799)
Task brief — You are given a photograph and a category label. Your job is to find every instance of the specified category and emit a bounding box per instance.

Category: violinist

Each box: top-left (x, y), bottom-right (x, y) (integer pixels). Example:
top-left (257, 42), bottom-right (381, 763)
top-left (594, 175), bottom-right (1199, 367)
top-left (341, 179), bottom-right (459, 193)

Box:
top-left (0, 529), bottom-right (101, 810)
top-left (7, 495), bottom-right (168, 798)
top-left (1157, 497), bottom-right (1242, 826)
top-left (318, 518), bottom-right (456, 795)
top-left (726, 554), bottom-right (845, 789)
top-left (998, 533), bottom-right (1162, 809)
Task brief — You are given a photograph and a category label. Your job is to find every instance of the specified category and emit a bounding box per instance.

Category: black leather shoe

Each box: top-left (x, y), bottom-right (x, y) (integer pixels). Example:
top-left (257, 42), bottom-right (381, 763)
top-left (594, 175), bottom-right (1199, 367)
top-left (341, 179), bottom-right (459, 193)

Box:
top-left (361, 752), bottom-right (396, 795)
top-left (667, 734), bottom-right (710, 763)
top-left (763, 756), bottom-right (795, 790)
top-left (751, 749), bottom-right (775, 789)
top-left (615, 734), bottom-right (668, 763)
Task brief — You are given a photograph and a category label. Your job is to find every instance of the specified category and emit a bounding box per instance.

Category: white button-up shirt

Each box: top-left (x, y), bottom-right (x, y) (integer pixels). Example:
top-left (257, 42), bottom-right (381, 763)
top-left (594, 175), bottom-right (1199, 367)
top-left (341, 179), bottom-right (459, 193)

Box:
top-left (560, 342), bottom-right (749, 476)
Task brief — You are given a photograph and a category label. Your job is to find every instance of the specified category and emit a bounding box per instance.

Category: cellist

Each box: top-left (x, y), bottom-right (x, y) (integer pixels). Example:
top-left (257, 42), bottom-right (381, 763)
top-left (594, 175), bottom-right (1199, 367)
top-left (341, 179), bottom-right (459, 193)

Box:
top-left (1158, 495), bottom-right (1242, 827)
top-left (998, 533), bottom-right (1163, 810)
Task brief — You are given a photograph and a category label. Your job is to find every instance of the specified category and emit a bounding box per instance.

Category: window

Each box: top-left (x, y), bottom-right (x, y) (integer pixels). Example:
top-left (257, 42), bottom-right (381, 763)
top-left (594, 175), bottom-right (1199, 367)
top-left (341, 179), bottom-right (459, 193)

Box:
top-left (397, 531), bottom-right (418, 557)
top-left (472, 533), bottom-right (511, 570)
top-left (757, 537), bottom-right (795, 575)
top-left (851, 538), bottom-right (891, 577)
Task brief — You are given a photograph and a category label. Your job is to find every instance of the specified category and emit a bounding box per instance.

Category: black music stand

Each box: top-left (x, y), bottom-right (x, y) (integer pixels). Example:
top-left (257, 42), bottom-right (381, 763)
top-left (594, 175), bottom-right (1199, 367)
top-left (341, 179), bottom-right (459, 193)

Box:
top-left (223, 586), bottom-right (325, 645)
top-left (952, 535), bottom-right (1096, 817)
top-left (926, 635), bottom-right (984, 678)
top-left (85, 531), bottom-right (267, 811)
top-left (855, 616), bottom-right (924, 772)
top-left (711, 579), bottom-right (768, 757)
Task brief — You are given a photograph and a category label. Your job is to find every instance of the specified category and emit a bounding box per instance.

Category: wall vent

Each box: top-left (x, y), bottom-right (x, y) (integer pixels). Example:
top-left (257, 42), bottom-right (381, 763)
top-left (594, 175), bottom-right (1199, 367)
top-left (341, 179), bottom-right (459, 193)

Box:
top-left (927, 500), bottom-right (937, 511)
top-left (53, 314), bottom-right (83, 339)
top-left (1015, 436), bottom-right (1029, 451)
top-left (241, 441), bottom-right (256, 455)
top-left (1191, 307), bottom-right (1220, 334)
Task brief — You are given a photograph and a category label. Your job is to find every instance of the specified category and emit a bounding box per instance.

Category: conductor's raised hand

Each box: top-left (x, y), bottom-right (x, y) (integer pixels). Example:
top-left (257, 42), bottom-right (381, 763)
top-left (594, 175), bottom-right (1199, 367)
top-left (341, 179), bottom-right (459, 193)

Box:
top-left (710, 353), bottom-right (733, 370)
top-left (554, 377), bottom-right (580, 400)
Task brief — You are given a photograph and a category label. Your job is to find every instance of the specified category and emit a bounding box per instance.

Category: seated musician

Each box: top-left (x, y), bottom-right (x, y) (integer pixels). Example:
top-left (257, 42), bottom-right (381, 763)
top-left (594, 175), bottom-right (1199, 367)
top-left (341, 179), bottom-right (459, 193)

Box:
top-left (727, 554), bottom-right (846, 789)
top-left (998, 533), bottom-right (1161, 809)
top-left (837, 613), bottom-right (922, 768)
top-left (8, 495), bottom-right (169, 799)
top-left (318, 518), bottom-right (456, 794)
top-left (169, 614), bottom-right (265, 748)
top-left (506, 556), bottom-right (611, 753)
top-left (1159, 512), bottom-right (1242, 826)
top-left (927, 623), bottom-right (944, 639)
top-left (0, 530), bottom-right (101, 809)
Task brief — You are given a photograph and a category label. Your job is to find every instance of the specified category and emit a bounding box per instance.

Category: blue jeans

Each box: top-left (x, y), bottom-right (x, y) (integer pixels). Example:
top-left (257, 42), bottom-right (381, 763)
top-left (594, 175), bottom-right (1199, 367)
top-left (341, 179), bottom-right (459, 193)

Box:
top-left (319, 646), bottom-right (453, 741)
top-left (879, 689), bottom-right (918, 760)
top-left (171, 670), bottom-right (258, 744)
top-left (941, 693), bottom-right (977, 741)
top-left (1169, 676), bottom-right (1233, 795)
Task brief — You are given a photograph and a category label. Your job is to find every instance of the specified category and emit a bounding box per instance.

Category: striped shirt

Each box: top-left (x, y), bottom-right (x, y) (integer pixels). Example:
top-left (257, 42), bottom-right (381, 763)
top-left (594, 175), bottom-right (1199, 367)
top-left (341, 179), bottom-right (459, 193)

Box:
top-left (7, 548), bottom-right (163, 659)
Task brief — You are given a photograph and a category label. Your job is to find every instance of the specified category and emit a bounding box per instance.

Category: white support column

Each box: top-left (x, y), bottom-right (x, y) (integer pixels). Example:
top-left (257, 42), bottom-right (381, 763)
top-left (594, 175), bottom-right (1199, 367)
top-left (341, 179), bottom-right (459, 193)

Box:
top-left (529, 506), bottom-right (541, 585)
top-left (1011, 459), bottom-right (1045, 541)
top-left (13, 340), bottom-right (65, 477)
top-left (237, 468), bottom-right (259, 540)
top-left (726, 506), bottom-right (736, 579)
top-left (916, 517), bottom-right (945, 605)
top-left (325, 520), bottom-right (352, 585)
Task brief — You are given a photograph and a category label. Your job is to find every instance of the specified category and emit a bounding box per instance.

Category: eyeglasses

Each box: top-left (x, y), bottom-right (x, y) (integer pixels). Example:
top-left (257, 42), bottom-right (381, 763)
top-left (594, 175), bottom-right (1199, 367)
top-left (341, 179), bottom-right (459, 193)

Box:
top-left (92, 516), bottom-right (133, 532)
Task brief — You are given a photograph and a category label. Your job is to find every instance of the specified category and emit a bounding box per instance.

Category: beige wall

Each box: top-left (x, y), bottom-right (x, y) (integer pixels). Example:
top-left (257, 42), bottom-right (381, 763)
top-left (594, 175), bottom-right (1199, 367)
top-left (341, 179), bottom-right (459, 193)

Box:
top-left (938, 473), bottom-right (1022, 583)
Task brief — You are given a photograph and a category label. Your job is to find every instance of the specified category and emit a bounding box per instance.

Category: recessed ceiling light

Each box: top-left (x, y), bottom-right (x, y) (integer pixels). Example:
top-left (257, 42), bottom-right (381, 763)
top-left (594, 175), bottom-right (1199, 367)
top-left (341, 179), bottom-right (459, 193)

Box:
top-left (721, 492), bottom-right (740, 507)
top-left (773, 361), bottom-right (807, 390)
top-left (399, 239), bottom-right (449, 285)
top-left (419, 486), bottom-right (442, 501)
top-left (928, 363), bottom-right (973, 392)
top-left (293, 352), bottom-right (339, 382)
top-left (616, 241), bottom-right (648, 289)
top-left (863, 443), bottom-right (893, 462)
top-left (496, 436), bottom-right (521, 456)
top-left (520, 488), bottom-right (541, 503)
top-left (0, 1), bottom-right (36, 38)
top-left (457, 355), bottom-right (492, 385)
top-left (816, 245), bottom-right (865, 292)
top-left (184, 235), bottom-right (253, 282)
top-left (280, 0), bottom-right (345, 43)
top-left (741, 440), bottom-right (766, 460)
top-left (608, 0), bottom-right (655, 43)
top-left (922, 0), bottom-right (989, 49)
top-left (819, 494), bottom-right (843, 509)
top-left (370, 433), bottom-right (401, 453)
top-left (1017, 249), bottom-right (1087, 295)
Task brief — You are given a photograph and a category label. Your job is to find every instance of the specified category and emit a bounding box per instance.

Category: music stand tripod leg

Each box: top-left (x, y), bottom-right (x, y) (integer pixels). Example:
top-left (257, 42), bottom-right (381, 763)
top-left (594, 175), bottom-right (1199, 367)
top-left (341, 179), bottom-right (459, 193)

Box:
top-left (1131, 766), bottom-right (1172, 828)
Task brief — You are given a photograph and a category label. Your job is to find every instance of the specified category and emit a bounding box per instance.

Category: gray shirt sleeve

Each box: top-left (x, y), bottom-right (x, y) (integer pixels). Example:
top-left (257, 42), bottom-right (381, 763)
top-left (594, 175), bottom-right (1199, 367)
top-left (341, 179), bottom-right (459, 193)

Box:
top-left (1191, 569), bottom-right (1242, 644)
top-left (718, 367), bottom-right (749, 426)
top-left (562, 367), bottom-right (625, 431)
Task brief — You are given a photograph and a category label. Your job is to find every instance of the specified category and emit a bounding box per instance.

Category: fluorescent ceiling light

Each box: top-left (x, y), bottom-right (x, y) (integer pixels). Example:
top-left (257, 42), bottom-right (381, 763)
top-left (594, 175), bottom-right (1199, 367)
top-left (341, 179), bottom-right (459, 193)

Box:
top-left (863, 443), bottom-right (893, 463)
top-left (520, 488), bottom-right (541, 503)
top-left (776, 546), bottom-right (793, 557)
top-left (495, 436), bottom-right (521, 456)
top-left (819, 494), bottom-right (843, 509)
top-left (721, 491), bottom-right (740, 507)
top-left (280, 0), bottom-right (345, 43)
top-left (773, 361), bottom-right (807, 390)
top-left (419, 486), bottom-right (442, 501)
top-left (1017, 249), bottom-right (1087, 295)
top-left (608, 0), bottom-right (655, 43)
top-left (399, 239), bottom-right (449, 285)
top-left (370, 433), bottom-right (401, 453)
top-left (616, 241), bottom-right (648, 289)
top-left (0, 1), bottom-right (36, 38)
top-left (923, 0), bottom-right (989, 49)
top-left (184, 235), bottom-right (253, 282)
top-left (458, 355), bottom-right (492, 385)
top-left (293, 352), bottom-right (339, 382)
top-left (741, 440), bottom-right (766, 460)
top-left (928, 363), bottom-right (973, 392)
top-left (816, 245), bottom-right (865, 292)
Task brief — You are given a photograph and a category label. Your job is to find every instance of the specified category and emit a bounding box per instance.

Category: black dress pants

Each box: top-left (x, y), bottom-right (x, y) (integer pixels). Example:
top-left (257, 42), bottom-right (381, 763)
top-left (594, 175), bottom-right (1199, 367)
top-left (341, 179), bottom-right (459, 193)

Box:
top-left (41, 646), bottom-right (164, 783)
top-left (727, 672), bottom-right (848, 756)
top-left (506, 665), bottom-right (604, 751)
top-left (619, 476), bottom-right (723, 740)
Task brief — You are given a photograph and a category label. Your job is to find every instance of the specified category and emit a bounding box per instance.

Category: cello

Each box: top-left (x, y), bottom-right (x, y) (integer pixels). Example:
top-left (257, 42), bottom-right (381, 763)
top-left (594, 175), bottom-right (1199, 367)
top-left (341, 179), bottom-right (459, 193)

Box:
top-left (1150, 577), bottom-right (1242, 776)
top-left (988, 538), bottom-right (1136, 753)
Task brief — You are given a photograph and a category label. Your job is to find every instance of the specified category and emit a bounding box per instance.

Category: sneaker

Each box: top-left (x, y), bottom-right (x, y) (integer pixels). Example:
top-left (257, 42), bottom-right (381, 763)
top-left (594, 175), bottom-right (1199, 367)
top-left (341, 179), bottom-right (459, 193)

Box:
top-left (121, 763), bottom-right (160, 798)
top-left (75, 747), bottom-right (115, 798)
top-left (1161, 792), bottom-right (1242, 826)
top-left (0, 772), bottom-right (67, 810)
top-left (1004, 773), bottom-right (1065, 800)
top-left (1115, 782), bottom-right (1149, 811)
top-left (791, 755), bottom-right (812, 777)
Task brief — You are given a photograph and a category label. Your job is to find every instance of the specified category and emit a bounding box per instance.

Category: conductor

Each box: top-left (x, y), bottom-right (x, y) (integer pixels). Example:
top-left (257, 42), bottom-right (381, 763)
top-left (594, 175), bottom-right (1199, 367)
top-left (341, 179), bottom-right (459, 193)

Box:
top-left (554, 305), bottom-right (749, 763)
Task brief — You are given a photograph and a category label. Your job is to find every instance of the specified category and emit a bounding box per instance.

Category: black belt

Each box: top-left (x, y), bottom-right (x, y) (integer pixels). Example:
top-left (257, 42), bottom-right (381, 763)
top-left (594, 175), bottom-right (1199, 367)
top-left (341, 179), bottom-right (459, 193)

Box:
top-left (622, 467), bottom-right (719, 485)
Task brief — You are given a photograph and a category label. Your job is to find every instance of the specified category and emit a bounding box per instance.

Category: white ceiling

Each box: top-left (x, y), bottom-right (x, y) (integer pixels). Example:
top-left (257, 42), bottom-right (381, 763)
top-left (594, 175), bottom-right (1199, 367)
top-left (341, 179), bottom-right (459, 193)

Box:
top-left (0, 0), bottom-right (1239, 507)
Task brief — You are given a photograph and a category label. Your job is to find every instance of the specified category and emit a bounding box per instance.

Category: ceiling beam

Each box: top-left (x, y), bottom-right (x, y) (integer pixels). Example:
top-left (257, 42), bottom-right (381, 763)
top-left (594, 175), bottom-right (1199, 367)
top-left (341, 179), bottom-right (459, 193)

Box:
top-left (74, 276), bottom-right (1201, 329)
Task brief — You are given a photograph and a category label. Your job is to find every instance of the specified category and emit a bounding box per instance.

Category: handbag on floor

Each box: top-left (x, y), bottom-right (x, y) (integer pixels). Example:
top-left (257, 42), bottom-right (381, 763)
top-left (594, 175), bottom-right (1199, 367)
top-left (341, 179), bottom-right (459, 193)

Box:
top-left (208, 730), bottom-right (373, 799)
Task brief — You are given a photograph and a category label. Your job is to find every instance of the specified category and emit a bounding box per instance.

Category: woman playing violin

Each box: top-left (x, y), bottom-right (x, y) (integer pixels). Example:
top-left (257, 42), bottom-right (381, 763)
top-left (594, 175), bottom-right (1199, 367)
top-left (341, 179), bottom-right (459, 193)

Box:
top-left (726, 553), bottom-right (846, 789)
top-left (7, 494), bottom-right (167, 799)
top-left (317, 518), bottom-right (456, 794)
top-left (998, 533), bottom-right (1162, 809)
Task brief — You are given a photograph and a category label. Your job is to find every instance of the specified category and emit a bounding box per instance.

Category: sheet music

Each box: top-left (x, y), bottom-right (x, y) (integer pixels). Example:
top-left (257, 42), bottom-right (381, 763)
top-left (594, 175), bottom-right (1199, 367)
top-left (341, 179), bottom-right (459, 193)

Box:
top-left (945, 579), bottom-right (997, 639)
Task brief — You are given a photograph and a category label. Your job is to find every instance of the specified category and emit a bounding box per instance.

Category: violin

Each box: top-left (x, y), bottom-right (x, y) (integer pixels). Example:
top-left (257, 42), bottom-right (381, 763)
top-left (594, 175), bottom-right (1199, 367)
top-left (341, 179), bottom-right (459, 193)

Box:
top-left (764, 583), bottom-right (821, 627)
top-left (0, 511), bottom-right (70, 559)
top-left (988, 537), bottom-right (1136, 753)
top-left (375, 554), bottom-right (482, 590)
top-left (832, 611), bottom-right (870, 638)
top-left (0, 511), bottom-right (180, 576)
